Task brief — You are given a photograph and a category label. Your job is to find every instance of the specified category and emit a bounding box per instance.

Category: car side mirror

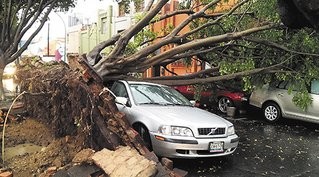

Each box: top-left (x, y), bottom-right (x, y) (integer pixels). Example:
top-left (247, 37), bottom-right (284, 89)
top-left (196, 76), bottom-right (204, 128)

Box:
top-left (190, 100), bottom-right (196, 106)
top-left (115, 97), bottom-right (129, 106)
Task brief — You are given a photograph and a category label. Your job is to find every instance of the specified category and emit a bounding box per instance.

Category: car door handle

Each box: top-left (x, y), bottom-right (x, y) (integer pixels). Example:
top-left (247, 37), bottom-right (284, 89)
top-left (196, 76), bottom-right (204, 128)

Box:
top-left (278, 93), bottom-right (284, 96)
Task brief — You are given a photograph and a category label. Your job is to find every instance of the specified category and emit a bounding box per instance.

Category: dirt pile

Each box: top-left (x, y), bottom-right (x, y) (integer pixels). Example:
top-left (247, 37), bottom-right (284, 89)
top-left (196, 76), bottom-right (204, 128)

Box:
top-left (1, 117), bottom-right (86, 176)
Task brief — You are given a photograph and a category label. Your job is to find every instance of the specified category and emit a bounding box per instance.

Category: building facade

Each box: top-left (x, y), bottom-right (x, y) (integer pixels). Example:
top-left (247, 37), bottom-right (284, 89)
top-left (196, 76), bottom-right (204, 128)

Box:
top-left (66, 1), bottom-right (135, 56)
top-left (145, 0), bottom-right (237, 77)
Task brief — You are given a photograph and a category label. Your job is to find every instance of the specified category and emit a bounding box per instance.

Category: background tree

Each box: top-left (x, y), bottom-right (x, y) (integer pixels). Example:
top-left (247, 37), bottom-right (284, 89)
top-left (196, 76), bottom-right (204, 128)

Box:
top-left (0, 0), bottom-right (75, 100)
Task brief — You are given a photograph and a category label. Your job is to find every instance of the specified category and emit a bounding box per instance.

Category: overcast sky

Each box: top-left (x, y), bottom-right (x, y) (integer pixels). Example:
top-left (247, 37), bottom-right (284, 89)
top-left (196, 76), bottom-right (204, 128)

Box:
top-left (69, 0), bottom-right (114, 23)
top-left (27, 0), bottom-right (114, 40)
top-left (49, 0), bottom-right (114, 38)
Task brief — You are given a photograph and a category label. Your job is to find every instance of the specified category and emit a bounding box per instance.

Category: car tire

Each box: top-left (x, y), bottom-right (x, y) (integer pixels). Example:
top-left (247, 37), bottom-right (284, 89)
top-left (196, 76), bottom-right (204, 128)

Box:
top-left (218, 97), bottom-right (233, 113)
top-left (263, 102), bottom-right (282, 122)
top-left (135, 124), bottom-right (153, 151)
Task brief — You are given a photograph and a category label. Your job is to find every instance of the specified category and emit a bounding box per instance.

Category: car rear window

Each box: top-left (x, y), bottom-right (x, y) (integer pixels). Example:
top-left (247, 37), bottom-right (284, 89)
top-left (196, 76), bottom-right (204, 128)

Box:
top-left (311, 80), bottom-right (319, 95)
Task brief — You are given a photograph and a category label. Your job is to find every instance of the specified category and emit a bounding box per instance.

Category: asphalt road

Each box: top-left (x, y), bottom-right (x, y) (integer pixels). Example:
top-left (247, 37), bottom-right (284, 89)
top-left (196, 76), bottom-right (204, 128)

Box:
top-left (172, 109), bottom-right (319, 177)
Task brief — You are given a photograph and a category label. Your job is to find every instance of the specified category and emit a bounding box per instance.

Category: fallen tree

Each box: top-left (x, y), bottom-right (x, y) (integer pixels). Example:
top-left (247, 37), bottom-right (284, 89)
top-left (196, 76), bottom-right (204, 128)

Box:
top-left (85, 0), bottom-right (319, 95)
top-left (15, 56), bottom-right (186, 176)
top-left (88, 0), bottom-right (281, 85)
top-left (86, 0), bottom-right (319, 110)
top-left (6, 0), bottom-right (319, 175)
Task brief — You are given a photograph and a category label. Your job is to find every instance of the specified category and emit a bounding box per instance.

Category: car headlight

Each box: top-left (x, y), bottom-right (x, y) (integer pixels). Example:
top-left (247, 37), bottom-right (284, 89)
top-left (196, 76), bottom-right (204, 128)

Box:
top-left (227, 126), bottom-right (235, 135)
top-left (159, 125), bottom-right (194, 137)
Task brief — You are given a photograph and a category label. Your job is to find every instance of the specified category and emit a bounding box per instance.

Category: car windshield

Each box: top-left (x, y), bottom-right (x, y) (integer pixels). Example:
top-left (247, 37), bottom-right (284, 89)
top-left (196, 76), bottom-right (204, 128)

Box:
top-left (129, 84), bottom-right (193, 106)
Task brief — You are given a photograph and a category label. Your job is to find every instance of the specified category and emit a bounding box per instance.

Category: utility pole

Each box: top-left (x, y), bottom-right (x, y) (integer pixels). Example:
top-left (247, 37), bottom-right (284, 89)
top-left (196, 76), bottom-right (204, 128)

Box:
top-left (47, 22), bottom-right (50, 56)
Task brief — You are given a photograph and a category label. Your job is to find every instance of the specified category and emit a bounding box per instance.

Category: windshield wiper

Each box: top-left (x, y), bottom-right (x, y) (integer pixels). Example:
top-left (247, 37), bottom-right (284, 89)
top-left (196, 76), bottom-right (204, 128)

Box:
top-left (165, 103), bottom-right (192, 107)
top-left (139, 102), bottom-right (192, 106)
top-left (139, 102), bottom-right (163, 105)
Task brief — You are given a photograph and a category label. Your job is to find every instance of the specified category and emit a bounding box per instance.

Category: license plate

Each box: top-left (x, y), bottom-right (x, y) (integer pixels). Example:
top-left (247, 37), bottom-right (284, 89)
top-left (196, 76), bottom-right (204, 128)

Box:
top-left (209, 142), bottom-right (224, 152)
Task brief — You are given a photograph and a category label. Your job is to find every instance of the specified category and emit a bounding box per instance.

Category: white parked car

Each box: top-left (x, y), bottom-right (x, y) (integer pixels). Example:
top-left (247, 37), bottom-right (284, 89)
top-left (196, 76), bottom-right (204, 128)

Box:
top-left (249, 80), bottom-right (319, 123)
top-left (110, 80), bottom-right (239, 158)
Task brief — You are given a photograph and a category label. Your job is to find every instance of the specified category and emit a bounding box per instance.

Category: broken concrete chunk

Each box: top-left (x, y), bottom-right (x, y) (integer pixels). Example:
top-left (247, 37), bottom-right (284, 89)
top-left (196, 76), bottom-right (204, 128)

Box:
top-left (92, 146), bottom-right (157, 177)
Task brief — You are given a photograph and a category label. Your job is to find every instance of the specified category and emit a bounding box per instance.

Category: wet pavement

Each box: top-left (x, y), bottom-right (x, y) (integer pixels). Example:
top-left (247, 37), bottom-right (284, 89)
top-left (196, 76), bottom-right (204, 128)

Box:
top-left (173, 109), bottom-right (319, 177)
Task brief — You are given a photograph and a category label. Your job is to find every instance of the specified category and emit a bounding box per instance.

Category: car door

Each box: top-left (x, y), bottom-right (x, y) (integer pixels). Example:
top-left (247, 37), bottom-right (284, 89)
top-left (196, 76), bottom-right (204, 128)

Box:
top-left (305, 80), bottom-right (319, 121)
top-left (273, 81), bottom-right (305, 118)
top-left (110, 81), bottom-right (132, 116)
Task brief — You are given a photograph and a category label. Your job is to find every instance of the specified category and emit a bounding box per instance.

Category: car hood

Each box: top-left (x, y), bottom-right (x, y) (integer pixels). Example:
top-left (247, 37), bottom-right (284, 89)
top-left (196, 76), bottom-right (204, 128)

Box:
top-left (134, 105), bottom-right (232, 127)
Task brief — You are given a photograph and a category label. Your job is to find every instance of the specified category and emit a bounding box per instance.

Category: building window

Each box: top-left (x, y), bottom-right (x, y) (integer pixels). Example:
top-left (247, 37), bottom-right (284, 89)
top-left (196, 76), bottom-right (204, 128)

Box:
top-left (101, 17), bottom-right (107, 34)
top-left (311, 80), bottom-right (319, 95)
top-left (68, 15), bottom-right (82, 27)
top-left (171, 60), bottom-right (185, 67)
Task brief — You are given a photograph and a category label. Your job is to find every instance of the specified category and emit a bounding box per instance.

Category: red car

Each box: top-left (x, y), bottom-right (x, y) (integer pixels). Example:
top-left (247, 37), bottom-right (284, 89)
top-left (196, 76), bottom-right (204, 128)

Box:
top-left (173, 85), bottom-right (248, 114)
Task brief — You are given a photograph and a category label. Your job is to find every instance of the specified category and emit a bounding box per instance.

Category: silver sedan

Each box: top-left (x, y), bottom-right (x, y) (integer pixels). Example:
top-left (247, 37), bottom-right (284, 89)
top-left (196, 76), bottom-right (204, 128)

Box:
top-left (249, 80), bottom-right (319, 123)
top-left (111, 80), bottom-right (239, 158)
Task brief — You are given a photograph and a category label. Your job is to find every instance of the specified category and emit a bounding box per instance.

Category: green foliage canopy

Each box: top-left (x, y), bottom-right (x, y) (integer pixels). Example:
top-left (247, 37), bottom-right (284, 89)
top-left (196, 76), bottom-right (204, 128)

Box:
top-left (179, 0), bottom-right (319, 108)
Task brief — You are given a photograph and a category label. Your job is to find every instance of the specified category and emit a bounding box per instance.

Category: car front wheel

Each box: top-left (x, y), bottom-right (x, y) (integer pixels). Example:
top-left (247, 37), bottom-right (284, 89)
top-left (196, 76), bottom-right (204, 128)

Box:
top-left (218, 97), bottom-right (233, 113)
top-left (135, 124), bottom-right (153, 151)
top-left (263, 102), bottom-right (281, 122)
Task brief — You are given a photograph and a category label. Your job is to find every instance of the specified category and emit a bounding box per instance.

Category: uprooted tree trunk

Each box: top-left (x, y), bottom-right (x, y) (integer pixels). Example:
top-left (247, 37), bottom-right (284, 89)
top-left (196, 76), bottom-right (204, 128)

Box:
top-left (16, 55), bottom-right (185, 177)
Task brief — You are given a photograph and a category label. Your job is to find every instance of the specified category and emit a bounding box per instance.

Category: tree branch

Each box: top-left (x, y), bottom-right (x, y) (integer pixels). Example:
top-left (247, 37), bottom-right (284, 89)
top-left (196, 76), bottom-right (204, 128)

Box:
top-left (162, 65), bottom-right (178, 76)
top-left (9, 3), bottom-right (55, 62)
top-left (169, 0), bottom-right (221, 37)
top-left (144, 0), bottom-right (154, 12)
top-left (232, 0), bottom-right (252, 32)
top-left (145, 67), bottom-right (219, 81)
top-left (148, 62), bottom-right (285, 86)
top-left (138, 23), bottom-right (277, 71)
top-left (8, 0), bottom-right (50, 55)
top-left (9, 3), bottom-right (22, 44)
top-left (171, 46), bottom-right (222, 60)
top-left (100, 0), bottom-right (169, 62)
top-left (12, 0), bottom-right (33, 44)
top-left (5, 0), bottom-right (13, 45)
top-left (98, 23), bottom-right (278, 77)
top-left (182, 0), bottom-right (250, 38)
top-left (88, 34), bottom-right (121, 65)
top-left (153, 47), bottom-right (221, 66)
top-left (1, 0), bottom-right (9, 46)
top-left (243, 37), bottom-right (319, 57)
top-left (139, 34), bottom-right (166, 46)
top-left (150, 9), bottom-right (195, 24)
top-left (96, 35), bottom-right (181, 76)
